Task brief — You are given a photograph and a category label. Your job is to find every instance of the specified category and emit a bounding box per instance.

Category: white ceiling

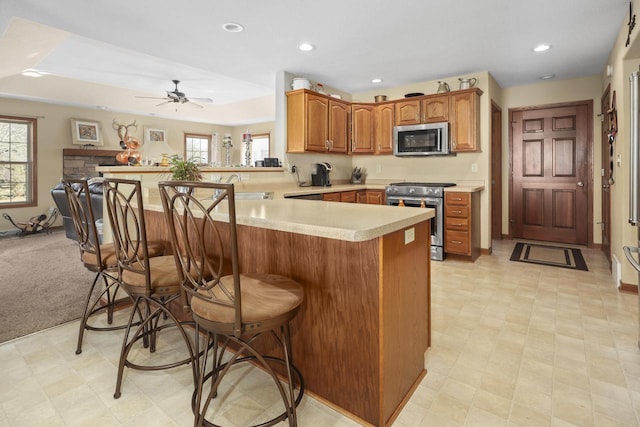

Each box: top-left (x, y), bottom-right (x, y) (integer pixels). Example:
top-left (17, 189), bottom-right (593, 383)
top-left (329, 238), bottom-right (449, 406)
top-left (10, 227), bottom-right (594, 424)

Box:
top-left (0, 0), bottom-right (631, 125)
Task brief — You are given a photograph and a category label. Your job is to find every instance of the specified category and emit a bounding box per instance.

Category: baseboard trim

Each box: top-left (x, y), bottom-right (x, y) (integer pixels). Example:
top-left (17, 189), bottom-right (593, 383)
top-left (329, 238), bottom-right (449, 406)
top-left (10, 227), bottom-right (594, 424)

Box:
top-left (620, 281), bottom-right (639, 294)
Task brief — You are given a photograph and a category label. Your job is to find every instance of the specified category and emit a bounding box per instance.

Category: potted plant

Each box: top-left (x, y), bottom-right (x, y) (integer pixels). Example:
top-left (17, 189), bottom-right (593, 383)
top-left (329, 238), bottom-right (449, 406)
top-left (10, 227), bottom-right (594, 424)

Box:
top-left (168, 155), bottom-right (203, 181)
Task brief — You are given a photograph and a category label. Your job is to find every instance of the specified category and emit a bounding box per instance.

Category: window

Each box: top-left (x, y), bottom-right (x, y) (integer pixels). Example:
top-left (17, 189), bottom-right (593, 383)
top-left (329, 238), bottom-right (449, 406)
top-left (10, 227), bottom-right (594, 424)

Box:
top-left (184, 133), bottom-right (210, 165)
top-left (0, 116), bottom-right (37, 207)
top-left (241, 132), bottom-right (270, 165)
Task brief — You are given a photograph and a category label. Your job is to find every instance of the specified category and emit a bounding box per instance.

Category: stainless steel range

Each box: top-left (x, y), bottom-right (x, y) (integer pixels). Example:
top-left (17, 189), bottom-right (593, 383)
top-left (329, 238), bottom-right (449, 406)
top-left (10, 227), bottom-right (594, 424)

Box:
top-left (385, 182), bottom-right (456, 261)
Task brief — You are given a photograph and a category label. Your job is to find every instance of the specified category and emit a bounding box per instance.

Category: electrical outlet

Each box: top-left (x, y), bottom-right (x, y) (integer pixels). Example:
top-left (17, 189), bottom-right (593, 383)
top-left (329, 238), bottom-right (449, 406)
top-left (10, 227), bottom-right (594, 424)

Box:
top-left (376, 164), bottom-right (382, 173)
top-left (404, 227), bottom-right (415, 244)
top-left (471, 163), bottom-right (478, 173)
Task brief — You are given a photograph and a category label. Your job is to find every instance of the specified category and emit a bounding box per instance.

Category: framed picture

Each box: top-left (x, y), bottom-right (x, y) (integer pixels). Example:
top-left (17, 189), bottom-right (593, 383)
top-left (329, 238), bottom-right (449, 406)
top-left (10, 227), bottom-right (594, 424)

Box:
top-left (71, 119), bottom-right (102, 146)
top-left (145, 127), bottom-right (166, 144)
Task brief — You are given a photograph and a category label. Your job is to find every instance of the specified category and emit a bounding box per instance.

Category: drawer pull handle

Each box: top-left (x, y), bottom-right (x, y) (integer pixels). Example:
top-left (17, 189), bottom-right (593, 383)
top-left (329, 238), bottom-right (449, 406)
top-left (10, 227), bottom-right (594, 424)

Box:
top-left (453, 210), bottom-right (462, 214)
top-left (452, 240), bottom-right (463, 244)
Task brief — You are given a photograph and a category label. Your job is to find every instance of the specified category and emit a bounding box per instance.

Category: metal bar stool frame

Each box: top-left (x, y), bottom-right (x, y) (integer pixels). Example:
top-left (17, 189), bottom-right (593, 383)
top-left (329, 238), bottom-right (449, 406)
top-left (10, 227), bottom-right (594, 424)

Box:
top-left (61, 178), bottom-right (131, 355)
top-left (103, 178), bottom-right (198, 399)
top-left (158, 181), bottom-right (305, 427)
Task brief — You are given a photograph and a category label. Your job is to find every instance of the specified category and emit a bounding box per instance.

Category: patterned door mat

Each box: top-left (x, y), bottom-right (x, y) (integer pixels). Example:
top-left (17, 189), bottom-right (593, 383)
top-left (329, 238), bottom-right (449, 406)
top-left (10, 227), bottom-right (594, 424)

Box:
top-left (510, 242), bottom-right (588, 271)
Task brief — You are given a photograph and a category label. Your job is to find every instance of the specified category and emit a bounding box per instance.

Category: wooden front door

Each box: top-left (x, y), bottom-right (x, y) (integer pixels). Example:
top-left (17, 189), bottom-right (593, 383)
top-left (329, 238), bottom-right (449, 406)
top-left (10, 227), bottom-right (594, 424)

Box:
top-left (601, 87), bottom-right (612, 266)
top-left (511, 102), bottom-right (591, 245)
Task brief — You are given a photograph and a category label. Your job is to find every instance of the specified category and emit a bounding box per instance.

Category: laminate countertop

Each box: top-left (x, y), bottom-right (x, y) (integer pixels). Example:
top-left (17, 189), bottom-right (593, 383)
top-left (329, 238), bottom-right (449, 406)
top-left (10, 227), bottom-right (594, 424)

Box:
top-left (143, 195), bottom-right (434, 243)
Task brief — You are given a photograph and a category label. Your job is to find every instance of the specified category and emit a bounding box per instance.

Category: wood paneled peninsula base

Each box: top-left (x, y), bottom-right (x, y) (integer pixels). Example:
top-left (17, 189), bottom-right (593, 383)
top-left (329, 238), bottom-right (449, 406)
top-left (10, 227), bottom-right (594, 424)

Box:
top-left (143, 197), bottom-right (433, 426)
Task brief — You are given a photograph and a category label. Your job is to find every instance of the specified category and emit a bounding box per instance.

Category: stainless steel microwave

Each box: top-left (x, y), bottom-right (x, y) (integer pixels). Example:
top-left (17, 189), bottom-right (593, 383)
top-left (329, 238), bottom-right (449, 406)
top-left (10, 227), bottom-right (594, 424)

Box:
top-left (393, 122), bottom-right (449, 156)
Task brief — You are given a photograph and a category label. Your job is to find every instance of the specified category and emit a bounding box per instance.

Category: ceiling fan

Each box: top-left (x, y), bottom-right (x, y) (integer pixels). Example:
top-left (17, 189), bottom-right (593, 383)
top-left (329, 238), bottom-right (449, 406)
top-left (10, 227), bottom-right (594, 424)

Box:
top-left (136, 80), bottom-right (213, 109)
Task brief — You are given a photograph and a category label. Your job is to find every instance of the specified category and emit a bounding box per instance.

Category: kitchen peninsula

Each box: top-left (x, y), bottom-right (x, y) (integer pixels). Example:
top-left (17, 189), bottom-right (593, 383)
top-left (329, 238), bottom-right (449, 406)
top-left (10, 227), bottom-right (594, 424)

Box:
top-left (133, 183), bottom-right (434, 426)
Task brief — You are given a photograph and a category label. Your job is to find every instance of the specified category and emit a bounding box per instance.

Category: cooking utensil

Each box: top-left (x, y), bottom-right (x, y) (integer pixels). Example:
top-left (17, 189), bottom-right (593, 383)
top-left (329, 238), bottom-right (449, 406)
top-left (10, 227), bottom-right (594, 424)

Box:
top-left (404, 92), bottom-right (424, 98)
top-left (375, 95), bottom-right (387, 102)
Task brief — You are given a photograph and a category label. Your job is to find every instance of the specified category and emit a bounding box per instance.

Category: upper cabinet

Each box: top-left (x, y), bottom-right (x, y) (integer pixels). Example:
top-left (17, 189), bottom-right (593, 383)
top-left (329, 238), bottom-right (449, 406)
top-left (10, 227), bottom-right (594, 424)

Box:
top-left (449, 89), bottom-right (481, 152)
top-left (287, 90), bottom-right (349, 153)
top-left (351, 104), bottom-right (375, 154)
top-left (394, 99), bottom-right (421, 126)
top-left (374, 103), bottom-right (394, 154)
top-left (423, 95), bottom-right (449, 123)
top-left (286, 87), bottom-right (482, 155)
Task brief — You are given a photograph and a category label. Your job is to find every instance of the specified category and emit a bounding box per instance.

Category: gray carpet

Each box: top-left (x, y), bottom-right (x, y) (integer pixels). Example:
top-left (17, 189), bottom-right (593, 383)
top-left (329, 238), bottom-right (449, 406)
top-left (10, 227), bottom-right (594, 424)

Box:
top-left (0, 229), bottom-right (95, 343)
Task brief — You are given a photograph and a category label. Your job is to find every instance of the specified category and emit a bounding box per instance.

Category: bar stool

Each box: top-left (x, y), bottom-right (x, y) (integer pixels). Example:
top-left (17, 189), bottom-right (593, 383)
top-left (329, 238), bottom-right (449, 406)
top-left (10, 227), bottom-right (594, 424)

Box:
top-left (103, 178), bottom-right (197, 399)
top-left (61, 178), bottom-right (131, 355)
top-left (158, 180), bottom-right (305, 427)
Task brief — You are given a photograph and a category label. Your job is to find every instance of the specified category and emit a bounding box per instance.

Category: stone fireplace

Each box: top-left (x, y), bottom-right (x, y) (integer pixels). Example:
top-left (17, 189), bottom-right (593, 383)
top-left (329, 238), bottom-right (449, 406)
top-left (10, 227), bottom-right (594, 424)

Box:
top-left (62, 148), bottom-right (121, 179)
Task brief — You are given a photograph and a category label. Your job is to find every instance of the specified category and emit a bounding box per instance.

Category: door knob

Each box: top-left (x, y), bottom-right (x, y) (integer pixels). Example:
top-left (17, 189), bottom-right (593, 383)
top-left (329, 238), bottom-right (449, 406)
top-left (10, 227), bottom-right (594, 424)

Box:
top-left (577, 181), bottom-right (584, 187)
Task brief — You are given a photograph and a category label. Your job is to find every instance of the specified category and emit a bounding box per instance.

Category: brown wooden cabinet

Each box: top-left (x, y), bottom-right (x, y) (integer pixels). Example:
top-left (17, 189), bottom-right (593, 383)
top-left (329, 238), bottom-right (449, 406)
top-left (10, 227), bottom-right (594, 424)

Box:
top-left (394, 99), bottom-right (421, 125)
top-left (351, 104), bottom-right (375, 154)
top-left (322, 192), bottom-right (341, 202)
top-left (324, 189), bottom-right (384, 204)
top-left (449, 89), bottom-right (481, 152)
top-left (444, 191), bottom-right (480, 261)
top-left (423, 95), bottom-right (449, 123)
top-left (357, 189), bottom-right (385, 205)
top-left (286, 90), bottom-right (349, 153)
top-left (374, 103), bottom-right (394, 154)
top-left (287, 88), bottom-right (481, 155)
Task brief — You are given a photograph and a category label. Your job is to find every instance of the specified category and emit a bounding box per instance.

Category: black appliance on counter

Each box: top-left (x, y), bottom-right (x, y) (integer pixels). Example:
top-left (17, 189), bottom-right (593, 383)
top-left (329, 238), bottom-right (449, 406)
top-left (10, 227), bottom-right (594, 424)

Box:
top-left (385, 182), bottom-right (456, 261)
top-left (263, 157), bottom-right (280, 167)
top-left (312, 162), bottom-right (332, 187)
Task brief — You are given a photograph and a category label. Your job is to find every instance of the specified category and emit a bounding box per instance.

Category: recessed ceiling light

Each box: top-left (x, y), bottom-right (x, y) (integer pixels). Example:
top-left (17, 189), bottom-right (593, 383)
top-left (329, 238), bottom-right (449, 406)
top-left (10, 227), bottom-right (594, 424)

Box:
top-left (533, 44), bottom-right (551, 52)
top-left (222, 22), bottom-right (244, 33)
top-left (21, 69), bottom-right (43, 78)
top-left (298, 43), bottom-right (315, 52)
top-left (539, 73), bottom-right (556, 80)
top-left (371, 78), bottom-right (383, 83)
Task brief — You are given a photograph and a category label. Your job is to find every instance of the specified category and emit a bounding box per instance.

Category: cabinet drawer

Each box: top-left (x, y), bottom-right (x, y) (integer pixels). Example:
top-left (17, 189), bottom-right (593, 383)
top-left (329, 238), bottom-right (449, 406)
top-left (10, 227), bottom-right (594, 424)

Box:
top-left (445, 192), bottom-right (470, 206)
top-left (445, 231), bottom-right (470, 255)
top-left (445, 217), bottom-right (469, 231)
top-left (445, 205), bottom-right (469, 218)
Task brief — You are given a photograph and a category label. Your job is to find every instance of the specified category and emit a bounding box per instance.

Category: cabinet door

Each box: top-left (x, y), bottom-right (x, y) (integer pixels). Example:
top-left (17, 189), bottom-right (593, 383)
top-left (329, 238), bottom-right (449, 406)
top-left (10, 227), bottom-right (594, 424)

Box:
top-left (351, 104), bottom-right (375, 154)
top-left (323, 192), bottom-right (341, 202)
top-left (423, 95), bottom-right (449, 123)
top-left (374, 103), bottom-right (394, 154)
top-left (365, 190), bottom-right (384, 205)
top-left (340, 191), bottom-right (357, 203)
top-left (394, 100), bottom-right (421, 125)
top-left (328, 100), bottom-right (349, 153)
top-left (450, 90), bottom-right (480, 152)
top-left (306, 93), bottom-right (330, 152)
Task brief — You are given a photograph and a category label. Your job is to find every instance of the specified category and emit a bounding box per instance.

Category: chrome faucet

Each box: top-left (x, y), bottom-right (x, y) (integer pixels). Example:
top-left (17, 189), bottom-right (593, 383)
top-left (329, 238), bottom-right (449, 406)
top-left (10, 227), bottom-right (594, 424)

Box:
top-left (225, 174), bottom-right (241, 183)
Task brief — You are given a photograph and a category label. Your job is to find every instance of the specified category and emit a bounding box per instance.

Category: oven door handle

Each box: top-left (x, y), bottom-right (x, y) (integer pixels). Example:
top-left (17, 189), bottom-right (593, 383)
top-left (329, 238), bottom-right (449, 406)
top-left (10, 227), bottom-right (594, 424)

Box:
top-left (623, 246), bottom-right (640, 273)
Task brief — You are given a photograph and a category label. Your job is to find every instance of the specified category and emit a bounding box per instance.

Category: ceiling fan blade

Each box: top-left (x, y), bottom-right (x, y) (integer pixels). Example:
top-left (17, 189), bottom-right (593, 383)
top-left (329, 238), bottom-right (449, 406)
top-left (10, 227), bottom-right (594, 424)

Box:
top-left (190, 97), bottom-right (214, 103)
top-left (136, 95), bottom-right (170, 100)
top-left (155, 100), bottom-right (172, 107)
top-left (185, 101), bottom-right (204, 109)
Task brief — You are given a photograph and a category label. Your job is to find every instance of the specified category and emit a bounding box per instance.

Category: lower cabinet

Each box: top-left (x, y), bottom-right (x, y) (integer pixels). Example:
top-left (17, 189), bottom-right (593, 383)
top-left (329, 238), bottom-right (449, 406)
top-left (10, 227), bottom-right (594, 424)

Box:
top-left (444, 192), bottom-right (480, 261)
top-left (323, 189), bottom-right (385, 204)
top-left (357, 189), bottom-right (385, 205)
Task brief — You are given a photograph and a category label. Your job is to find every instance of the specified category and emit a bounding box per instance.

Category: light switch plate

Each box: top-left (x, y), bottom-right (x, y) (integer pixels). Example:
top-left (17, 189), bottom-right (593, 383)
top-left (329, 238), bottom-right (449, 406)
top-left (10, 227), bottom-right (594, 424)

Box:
top-left (405, 227), bottom-right (415, 244)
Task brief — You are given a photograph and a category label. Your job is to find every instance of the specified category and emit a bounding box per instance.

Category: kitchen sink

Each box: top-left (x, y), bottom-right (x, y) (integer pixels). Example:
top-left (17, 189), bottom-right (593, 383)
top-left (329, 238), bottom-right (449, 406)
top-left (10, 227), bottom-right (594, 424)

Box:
top-left (235, 191), bottom-right (274, 200)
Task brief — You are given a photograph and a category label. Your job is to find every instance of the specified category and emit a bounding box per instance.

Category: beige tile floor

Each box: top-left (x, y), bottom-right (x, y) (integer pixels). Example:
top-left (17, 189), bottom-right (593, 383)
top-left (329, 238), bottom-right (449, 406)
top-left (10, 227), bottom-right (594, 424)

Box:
top-left (1, 239), bottom-right (638, 426)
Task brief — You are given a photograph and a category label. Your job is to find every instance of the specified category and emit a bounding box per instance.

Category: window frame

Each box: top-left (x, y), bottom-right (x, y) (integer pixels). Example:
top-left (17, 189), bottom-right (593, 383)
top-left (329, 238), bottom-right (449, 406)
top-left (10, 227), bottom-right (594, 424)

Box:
top-left (242, 132), bottom-right (271, 165)
top-left (183, 133), bottom-right (211, 165)
top-left (0, 115), bottom-right (38, 208)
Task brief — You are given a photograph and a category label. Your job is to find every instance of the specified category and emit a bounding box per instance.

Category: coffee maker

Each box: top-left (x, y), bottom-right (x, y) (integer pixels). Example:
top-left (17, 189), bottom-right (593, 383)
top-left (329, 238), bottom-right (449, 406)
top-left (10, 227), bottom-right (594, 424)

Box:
top-left (312, 162), bottom-right (332, 187)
